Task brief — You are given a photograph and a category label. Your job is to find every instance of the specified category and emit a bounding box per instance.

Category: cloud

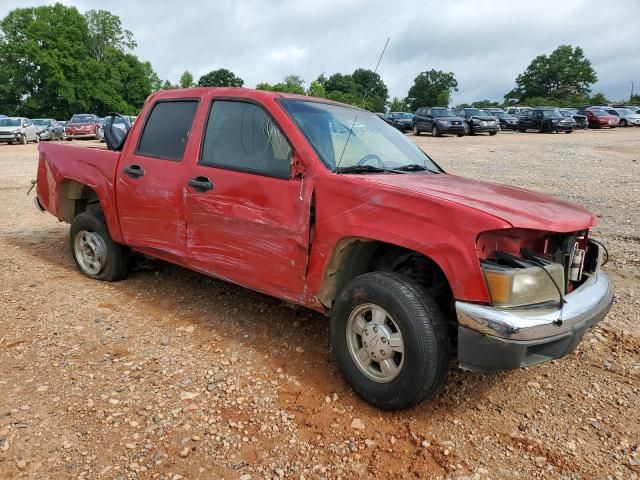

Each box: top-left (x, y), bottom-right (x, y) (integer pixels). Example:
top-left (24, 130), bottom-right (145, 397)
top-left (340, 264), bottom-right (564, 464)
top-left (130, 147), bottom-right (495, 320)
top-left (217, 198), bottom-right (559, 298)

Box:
top-left (4, 0), bottom-right (640, 104)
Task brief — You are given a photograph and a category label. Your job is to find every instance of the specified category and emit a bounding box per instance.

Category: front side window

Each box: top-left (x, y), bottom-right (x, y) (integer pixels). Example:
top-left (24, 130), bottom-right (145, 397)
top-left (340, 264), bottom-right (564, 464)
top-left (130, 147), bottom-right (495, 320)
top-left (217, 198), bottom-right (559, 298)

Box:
top-left (136, 100), bottom-right (198, 161)
top-left (199, 100), bottom-right (292, 178)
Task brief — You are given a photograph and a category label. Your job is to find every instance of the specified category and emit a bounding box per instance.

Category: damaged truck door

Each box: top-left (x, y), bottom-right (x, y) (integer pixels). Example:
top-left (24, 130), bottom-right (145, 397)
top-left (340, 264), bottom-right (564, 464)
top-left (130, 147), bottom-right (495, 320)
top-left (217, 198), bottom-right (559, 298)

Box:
top-left (183, 99), bottom-right (312, 300)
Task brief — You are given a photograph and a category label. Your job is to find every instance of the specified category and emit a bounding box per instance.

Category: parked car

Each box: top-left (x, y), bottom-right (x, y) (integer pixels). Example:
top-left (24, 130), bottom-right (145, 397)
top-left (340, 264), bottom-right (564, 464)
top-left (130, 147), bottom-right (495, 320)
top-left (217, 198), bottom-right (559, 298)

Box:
top-left (518, 108), bottom-right (574, 133)
top-left (491, 111), bottom-right (520, 130)
top-left (506, 106), bottom-right (531, 117)
top-left (34, 88), bottom-right (613, 410)
top-left (65, 114), bottom-right (100, 140)
top-left (485, 108), bottom-right (505, 115)
top-left (558, 109), bottom-right (587, 129)
top-left (412, 107), bottom-right (466, 137)
top-left (604, 107), bottom-right (640, 127)
top-left (0, 114), bottom-right (8, 119)
top-left (454, 108), bottom-right (499, 135)
top-left (33, 118), bottom-right (65, 141)
top-left (383, 112), bottom-right (414, 132)
top-left (0, 117), bottom-right (39, 144)
top-left (582, 108), bottom-right (619, 128)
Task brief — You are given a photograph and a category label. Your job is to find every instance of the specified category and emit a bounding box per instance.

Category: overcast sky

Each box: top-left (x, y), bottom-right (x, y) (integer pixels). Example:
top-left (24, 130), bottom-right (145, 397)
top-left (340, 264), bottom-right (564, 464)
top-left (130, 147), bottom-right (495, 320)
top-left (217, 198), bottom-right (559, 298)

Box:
top-left (4, 0), bottom-right (640, 104)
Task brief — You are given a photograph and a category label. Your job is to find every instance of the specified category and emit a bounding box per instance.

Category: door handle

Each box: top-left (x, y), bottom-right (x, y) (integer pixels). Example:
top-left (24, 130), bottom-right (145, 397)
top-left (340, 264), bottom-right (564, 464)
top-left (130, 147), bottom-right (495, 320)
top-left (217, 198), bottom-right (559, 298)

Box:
top-left (123, 164), bottom-right (144, 178)
top-left (187, 176), bottom-right (214, 192)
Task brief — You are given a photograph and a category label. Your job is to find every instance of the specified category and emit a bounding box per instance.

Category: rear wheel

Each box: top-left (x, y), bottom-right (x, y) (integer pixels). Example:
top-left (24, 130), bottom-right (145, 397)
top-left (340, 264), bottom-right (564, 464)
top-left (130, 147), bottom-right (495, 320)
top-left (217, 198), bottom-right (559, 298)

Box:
top-left (70, 211), bottom-right (130, 281)
top-left (489, 131), bottom-right (497, 136)
top-left (331, 272), bottom-right (449, 410)
top-left (412, 124), bottom-right (420, 136)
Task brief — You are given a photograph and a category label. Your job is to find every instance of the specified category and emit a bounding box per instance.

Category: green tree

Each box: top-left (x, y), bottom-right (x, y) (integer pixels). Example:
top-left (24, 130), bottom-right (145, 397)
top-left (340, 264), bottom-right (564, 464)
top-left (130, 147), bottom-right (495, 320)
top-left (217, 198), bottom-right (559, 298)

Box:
top-left (197, 68), bottom-right (244, 87)
top-left (589, 92), bottom-right (609, 105)
top-left (406, 70), bottom-right (458, 110)
top-left (84, 9), bottom-right (136, 62)
top-left (179, 70), bottom-right (194, 89)
top-left (389, 97), bottom-right (410, 112)
top-left (0, 4), bottom-right (155, 118)
top-left (471, 99), bottom-right (500, 109)
top-left (505, 45), bottom-right (597, 103)
top-left (307, 80), bottom-right (326, 98)
top-left (256, 75), bottom-right (305, 94)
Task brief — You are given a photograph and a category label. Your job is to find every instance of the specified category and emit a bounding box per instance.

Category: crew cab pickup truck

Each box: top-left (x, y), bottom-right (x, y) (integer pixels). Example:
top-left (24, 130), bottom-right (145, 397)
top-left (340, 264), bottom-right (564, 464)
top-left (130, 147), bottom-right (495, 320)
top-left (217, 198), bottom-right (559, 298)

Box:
top-left (35, 88), bottom-right (614, 410)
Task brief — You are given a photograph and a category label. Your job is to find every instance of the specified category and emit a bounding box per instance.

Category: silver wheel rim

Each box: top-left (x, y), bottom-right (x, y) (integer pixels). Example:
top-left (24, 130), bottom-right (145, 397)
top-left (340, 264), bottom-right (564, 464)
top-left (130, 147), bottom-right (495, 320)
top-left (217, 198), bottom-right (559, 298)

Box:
top-left (74, 230), bottom-right (107, 275)
top-left (346, 304), bottom-right (405, 383)
top-left (432, 126), bottom-right (437, 137)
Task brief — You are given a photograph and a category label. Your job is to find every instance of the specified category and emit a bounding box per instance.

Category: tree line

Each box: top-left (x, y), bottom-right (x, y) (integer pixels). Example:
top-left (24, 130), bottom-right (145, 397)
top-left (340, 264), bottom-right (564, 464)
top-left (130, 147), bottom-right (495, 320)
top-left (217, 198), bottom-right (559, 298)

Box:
top-left (0, 4), bottom-right (627, 120)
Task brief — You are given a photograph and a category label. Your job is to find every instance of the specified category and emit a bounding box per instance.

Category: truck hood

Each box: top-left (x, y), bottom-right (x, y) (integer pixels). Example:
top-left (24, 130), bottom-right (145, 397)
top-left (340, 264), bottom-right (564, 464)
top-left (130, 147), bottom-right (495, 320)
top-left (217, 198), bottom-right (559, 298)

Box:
top-left (363, 173), bottom-right (598, 232)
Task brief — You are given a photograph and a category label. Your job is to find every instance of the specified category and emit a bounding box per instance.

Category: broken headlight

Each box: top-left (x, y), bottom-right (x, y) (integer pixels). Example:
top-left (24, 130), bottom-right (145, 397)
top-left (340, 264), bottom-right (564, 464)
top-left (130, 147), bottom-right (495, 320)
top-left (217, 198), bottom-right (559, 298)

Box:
top-left (481, 259), bottom-right (565, 308)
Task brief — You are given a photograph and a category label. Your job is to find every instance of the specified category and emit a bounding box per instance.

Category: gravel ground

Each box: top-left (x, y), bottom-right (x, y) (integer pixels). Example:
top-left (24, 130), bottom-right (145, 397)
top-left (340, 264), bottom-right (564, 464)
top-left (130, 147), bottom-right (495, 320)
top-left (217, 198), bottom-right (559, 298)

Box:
top-left (0, 129), bottom-right (638, 479)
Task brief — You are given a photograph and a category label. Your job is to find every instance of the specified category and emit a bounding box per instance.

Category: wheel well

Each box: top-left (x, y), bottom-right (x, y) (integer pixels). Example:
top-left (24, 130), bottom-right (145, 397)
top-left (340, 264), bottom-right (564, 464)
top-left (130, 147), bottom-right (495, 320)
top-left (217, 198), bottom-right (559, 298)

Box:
top-left (59, 180), bottom-right (101, 222)
top-left (317, 239), bottom-right (454, 314)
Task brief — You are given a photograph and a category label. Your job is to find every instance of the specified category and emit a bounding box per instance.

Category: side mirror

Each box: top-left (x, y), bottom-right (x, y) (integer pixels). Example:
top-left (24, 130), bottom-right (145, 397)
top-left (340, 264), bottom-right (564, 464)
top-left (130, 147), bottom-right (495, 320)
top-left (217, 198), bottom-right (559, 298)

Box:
top-left (104, 113), bottom-right (131, 152)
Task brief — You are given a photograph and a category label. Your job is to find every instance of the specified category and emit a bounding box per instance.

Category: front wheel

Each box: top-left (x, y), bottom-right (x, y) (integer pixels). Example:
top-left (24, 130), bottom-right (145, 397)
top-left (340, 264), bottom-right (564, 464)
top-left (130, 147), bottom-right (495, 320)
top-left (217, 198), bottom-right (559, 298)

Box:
top-left (331, 272), bottom-right (449, 410)
top-left (412, 124), bottom-right (420, 136)
top-left (431, 125), bottom-right (440, 137)
top-left (70, 211), bottom-right (131, 281)
top-left (620, 119), bottom-right (627, 127)
top-left (489, 131), bottom-right (497, 136)
top-left (19, 134), bottom-right (27, 145)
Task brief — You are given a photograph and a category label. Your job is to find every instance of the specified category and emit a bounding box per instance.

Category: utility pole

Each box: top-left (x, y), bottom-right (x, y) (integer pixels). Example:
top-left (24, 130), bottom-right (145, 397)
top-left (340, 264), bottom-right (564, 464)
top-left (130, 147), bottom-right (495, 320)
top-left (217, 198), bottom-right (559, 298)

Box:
top-left (631, 81), bottom-right (635, 102)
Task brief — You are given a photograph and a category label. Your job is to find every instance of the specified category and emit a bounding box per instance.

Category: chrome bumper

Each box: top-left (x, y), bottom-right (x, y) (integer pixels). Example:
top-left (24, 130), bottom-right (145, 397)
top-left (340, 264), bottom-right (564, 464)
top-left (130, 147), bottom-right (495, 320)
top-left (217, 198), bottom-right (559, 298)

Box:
top-left (456, 272), bottom-right (613, 341)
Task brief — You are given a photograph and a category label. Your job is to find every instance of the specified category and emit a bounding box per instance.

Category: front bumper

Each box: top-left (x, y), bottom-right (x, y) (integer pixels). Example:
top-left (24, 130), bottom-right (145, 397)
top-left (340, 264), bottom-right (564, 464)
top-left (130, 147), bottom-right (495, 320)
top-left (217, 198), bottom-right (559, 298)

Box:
top-left (471, 123), bottom-right (500, 133)
top-left (66, 132), bottom-right (97, 139)
top-left (38, 130), bottom-right (52, 140)
top-left (455, 272), bottom-right (614, 371)
top-left (439, 123), bottom-right (466, 134)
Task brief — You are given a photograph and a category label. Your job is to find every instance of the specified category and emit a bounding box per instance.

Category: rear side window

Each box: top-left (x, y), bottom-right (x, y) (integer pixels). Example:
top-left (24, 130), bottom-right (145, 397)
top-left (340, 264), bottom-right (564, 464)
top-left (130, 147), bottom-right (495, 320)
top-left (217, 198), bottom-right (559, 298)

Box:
top-left (137, 100), bottom-right (198, 161)
top-left (199, 100), bottom-right (292, 178)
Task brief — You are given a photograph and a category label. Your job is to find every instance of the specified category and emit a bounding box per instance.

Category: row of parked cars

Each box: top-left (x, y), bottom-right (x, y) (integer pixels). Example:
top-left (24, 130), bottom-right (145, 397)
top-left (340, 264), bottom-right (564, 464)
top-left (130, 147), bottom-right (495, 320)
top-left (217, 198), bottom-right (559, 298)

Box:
top-left (0, 113), bottom-right (137, 145)
top-left (382, 105), bottom-right (640, 137)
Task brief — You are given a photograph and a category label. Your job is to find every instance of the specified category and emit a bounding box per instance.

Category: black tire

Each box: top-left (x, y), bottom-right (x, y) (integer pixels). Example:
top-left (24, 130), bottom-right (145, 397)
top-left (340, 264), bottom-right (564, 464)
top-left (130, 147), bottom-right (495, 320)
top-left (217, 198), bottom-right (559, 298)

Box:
top-left (489, 131), bottom-right (497, 136)
top-left (70, 211), bottom-right (130, 281)
top-left (66, 137), bottom-right (73, 141)
top-left (542, 122), bottom-right (551, 133)
top-left (412, 124), bottom-right (420, 136)
top-left (620, 119), bottom-right (627, 127)
top-left (331, 272), bottom-right (449, 410)
top-left (565, 129), bottom-right (573, 134)
top-left (431, 125), bottom-right (440, 137)
top-left (518, 125), bottom-right (526, 133)
top-left (456, 133), bottom-right (464, 137)
top-left (19, 134), bottom-right (27, 145)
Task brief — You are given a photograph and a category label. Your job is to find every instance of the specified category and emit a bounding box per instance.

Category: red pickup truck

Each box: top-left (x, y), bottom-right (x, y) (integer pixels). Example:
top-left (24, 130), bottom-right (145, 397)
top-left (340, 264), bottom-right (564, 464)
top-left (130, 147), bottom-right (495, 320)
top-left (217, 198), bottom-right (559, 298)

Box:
top-left (35, 88), bottom-right (614, 410)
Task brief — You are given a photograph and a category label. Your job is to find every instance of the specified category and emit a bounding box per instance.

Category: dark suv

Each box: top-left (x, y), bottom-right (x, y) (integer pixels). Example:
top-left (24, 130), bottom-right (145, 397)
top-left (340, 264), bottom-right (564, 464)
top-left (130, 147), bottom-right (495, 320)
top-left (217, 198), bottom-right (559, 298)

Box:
top-left (454, 108), bottom-right (499, 135)
top-left (412, 107), bottom-right (466, 137)
top-left (383, 112), bottom-right (413, 132)
top-left (518, 108), bottom-right (574, 133)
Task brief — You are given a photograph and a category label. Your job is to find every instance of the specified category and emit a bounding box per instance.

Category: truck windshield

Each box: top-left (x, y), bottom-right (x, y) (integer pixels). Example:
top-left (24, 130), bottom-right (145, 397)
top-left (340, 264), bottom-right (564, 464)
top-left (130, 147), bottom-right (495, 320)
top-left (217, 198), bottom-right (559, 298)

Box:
top-left (280, 100), bottom-right (441, 173)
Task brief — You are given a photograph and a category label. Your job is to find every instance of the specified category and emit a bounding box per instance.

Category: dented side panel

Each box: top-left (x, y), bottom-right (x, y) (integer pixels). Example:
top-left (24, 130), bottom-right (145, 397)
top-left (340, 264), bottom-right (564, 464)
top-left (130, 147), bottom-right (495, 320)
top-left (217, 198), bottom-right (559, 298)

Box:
top-left (36, 143), bottom-right (124, 242)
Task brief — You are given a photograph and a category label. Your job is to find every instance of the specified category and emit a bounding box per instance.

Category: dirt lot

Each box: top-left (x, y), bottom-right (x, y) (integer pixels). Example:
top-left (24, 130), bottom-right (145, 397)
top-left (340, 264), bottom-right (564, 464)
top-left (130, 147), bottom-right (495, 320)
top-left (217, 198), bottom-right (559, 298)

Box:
top-left (1, 129), bottom-right (638, 479)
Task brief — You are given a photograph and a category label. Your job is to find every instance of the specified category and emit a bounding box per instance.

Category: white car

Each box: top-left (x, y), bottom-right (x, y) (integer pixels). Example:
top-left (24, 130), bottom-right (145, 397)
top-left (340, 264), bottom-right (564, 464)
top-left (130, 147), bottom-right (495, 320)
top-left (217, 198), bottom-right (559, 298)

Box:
top-left (606, 108), bottom-right (640, 127)
top-left (0, 117), bottom-right (39, 144)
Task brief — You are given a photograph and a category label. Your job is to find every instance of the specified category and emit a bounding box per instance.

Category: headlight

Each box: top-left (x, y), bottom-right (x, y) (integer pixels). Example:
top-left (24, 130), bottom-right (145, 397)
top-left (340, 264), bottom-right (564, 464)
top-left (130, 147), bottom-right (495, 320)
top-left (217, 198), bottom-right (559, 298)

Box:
top-left (12, 129), bottom-right (21, 134)
top-left (482, 262), bottom-right (565, 308)
top-left (437, 120), bottom-right (450, 125)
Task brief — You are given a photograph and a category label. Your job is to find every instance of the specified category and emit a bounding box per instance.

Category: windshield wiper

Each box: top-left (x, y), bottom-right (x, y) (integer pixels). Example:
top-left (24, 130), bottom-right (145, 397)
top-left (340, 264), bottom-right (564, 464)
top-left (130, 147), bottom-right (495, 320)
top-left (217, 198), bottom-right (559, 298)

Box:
top-left (333, 165), bottom-right (405, 174)
top-left (394, 164), bottom-right (429, 172)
